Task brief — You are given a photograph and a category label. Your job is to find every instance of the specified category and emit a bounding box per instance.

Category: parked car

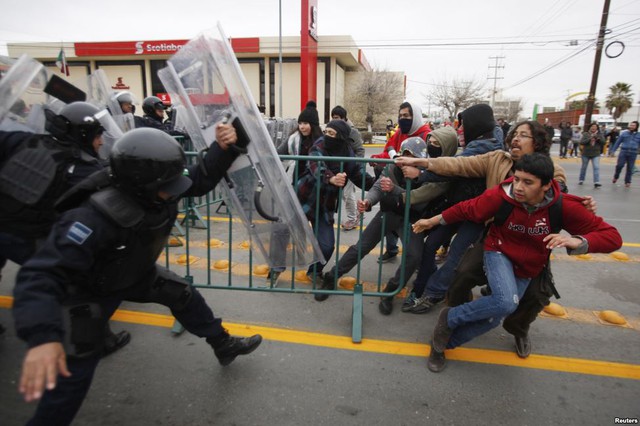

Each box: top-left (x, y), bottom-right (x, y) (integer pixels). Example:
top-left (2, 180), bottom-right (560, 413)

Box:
top-left (552, 129), bottom-right (561, 143)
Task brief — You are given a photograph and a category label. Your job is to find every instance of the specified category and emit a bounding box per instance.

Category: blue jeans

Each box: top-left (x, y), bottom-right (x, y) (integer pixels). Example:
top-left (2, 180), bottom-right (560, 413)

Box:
top-left (614, 149), bottom-right (638, 184)
top-left (579, 155), bottom-right (600, 184)
top-left (446, 251), bottom-right (531, 349)
top-left (307, 215), bottom-right (335, 277)
top-left (425, 221), bottom-right (485, 299)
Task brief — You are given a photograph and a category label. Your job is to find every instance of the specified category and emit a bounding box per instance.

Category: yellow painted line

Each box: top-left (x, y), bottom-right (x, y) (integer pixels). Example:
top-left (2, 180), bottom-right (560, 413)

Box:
top-left (623, 243), bottom-right (640, 248)
top-left (1, 296), bottom-right (638, 380)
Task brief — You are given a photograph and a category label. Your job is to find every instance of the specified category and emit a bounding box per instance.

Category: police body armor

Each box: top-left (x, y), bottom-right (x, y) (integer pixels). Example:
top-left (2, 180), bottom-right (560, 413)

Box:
top-left (0, 134), bottom-right (98, 238)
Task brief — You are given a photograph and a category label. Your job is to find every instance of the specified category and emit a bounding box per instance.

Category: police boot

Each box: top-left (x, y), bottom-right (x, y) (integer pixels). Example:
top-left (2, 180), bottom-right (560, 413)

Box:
top-left (378, 282), bottom-right (399, 315)
top-left (102, 323), bottom-right (131, 358)
top-left (208, 332), bottom-right (263, 366)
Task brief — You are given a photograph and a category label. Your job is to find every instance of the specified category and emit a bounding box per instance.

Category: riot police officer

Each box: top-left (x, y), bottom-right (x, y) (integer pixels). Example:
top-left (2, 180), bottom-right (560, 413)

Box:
top-left (134, 95), bottom-right (187, 140)
top-left (13, 125), bottom-right (262, 425)
top-left (0, 102), bottom-right (130, 352)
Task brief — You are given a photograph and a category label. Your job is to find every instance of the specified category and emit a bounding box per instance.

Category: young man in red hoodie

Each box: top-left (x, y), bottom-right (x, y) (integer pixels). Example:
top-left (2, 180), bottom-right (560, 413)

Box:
top-left (412, 153), bottom-right (622, 372)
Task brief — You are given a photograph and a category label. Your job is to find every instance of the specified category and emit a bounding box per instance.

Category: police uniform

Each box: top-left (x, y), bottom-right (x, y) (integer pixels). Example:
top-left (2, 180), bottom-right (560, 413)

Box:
top-left (13, 130), bottom-right (261, 425)
top-left (0, 130), bottom-right (104, 268)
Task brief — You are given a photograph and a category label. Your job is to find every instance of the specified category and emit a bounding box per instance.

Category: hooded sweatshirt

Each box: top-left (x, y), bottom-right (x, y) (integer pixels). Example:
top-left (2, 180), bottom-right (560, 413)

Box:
top-left (371, 101), bottom-right (431, 160)
top-left (440, 177), bottom-right (622, 278)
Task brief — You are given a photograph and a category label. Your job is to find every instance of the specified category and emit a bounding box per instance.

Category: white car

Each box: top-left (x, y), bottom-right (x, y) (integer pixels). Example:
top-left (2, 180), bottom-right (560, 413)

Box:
top-left (552, 129), bottom-right (561, 143)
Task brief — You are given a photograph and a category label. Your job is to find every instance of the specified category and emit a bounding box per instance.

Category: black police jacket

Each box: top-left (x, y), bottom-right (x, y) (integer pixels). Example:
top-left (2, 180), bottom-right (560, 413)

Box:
top-left (13, 142), bottom-right (237, 349)
top-left (0, 131), bottom-right (104, 238)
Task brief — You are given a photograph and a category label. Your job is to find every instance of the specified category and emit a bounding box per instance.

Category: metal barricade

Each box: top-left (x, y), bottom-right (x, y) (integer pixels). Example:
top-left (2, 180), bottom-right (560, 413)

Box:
top-left (166, 153), bottom-right (414, 342)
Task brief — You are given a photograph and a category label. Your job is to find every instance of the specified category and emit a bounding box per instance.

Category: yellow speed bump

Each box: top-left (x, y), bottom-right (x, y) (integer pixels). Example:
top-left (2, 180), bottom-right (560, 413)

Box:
top-left (575, 254), bottom-right (593, 261)
top-left (339, 276), bottom-right (357, 290)
top-left (610, 251), bottom-right (630, 261)
top-left (543, 302), bottom-right (568, 318)
top-left (208, 238), bottom-right (224, 248)
top-left (295, 270), bottom-right (311, 283)
top-left (168, 236), bottom-right (183, 247)
top-left (176, 254), bottom-right (199, 265)
top-left (238, 240), bottom-right (251, 249)
top-left (596, 310), bottom-right (629, 327)
top-left (213, 259), bottom-right (230, 270)
top-left (253, 264), bottom-right (269, 276)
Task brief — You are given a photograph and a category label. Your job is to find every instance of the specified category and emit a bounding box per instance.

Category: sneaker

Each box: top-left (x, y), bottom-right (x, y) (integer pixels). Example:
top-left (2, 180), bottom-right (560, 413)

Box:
top-left (626, 183), bottom-right (631, 188)
top-left (612, 178), bottom-right (618, 184)
top-left (406, 295), bottom-right (444, 314)
top-left (210, 333), bottom-right (263, 366)
top-left (594, 183), bottom-right (602, 188)
top-left (314, 273), bottom-right (334, 302)
top-left (578, 181), bottom-right (583, 185)
top-left (341, 220), bottom-right (358, 231)
top-left (267, 269), bottom-right (282, 285)
top-left (401, 292), bottom-right (418, 312)
top-left (427, 343), bottom-right (447, 373)
top-left (434, 247), bottom-right (449, 264)
top-left (377, 251), bottom-right (398, 264)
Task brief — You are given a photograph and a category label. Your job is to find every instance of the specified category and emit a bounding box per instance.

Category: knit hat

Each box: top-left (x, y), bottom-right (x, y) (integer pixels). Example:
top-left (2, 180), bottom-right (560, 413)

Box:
top-left (298, 100), bottom-right (319, 126)
top-left (326, 119), bottom-right (351, 141)
top-left (458, 104), bottom-right (496, 142)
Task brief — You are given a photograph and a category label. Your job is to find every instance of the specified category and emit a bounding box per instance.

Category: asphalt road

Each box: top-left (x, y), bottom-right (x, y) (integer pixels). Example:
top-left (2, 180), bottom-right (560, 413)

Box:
top-left (0, 145), bottom-right (639, 426)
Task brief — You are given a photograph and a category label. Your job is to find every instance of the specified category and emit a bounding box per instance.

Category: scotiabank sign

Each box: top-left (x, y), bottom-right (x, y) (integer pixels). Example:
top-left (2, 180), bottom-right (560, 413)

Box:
top-left (75, 38), bottom-right (260, 56)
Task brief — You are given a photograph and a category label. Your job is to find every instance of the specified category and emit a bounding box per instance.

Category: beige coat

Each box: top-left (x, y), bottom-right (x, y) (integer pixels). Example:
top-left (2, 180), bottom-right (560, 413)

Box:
top-left (426, 150), bottom-right (567, 188)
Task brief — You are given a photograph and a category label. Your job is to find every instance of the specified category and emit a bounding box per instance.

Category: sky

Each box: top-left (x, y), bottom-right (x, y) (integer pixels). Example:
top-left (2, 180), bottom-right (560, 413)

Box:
top-left (1, 0), bottom-right (639, 118)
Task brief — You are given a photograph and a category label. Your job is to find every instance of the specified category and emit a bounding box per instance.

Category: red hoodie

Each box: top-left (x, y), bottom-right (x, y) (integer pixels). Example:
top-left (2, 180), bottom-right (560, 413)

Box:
top-left (371, 122), bottom-right (431, 160)
top-left (441, 177), bottom-right (622, 278)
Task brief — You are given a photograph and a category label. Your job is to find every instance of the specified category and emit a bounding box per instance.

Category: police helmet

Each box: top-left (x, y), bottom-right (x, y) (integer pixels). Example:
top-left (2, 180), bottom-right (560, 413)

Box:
top-left (110, 128), bottom-right (190, 201)
top-left (114, 91), bottom-right (135, 113)
top-left (45, 101), bottom-right (104, 148)
top-left (142, 96), bottom-right (166, 116)
top-left (400, 137), bottom-right (427, 158)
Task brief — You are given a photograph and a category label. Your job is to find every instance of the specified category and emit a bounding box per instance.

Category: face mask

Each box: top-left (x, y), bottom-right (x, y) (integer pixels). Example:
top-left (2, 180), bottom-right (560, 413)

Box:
top-left (324, 136), bottom-right (342, 151)
top-left (398, 118), bottom-right (413, 134)
top-left (427, 144), bottom-right (443, 158)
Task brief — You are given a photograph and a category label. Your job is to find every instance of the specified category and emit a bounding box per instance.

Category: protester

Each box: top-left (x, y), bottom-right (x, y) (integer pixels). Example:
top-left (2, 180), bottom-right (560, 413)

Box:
top-left (579, 123), bottom-right (605, 188)
top-left (413, 153), bottom-right (622, 372)
top-left (610, 121), bottom-right (639, 188)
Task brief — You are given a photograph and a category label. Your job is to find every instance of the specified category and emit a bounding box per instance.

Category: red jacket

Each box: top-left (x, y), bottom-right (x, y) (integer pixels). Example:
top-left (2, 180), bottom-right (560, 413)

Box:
top-left (441, 177), bottom-right (622, 278)
top-left (371, 123), bottom-right (431, 160)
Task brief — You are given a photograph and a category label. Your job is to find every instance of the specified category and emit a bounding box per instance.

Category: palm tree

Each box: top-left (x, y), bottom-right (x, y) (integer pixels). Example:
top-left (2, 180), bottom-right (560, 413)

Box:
top-left (605, 82), bottom-right (634, 121)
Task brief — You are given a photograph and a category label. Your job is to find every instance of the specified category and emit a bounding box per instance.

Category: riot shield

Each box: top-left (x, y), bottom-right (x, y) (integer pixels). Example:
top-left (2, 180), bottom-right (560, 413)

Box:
top-left (87, 69), bottom-right (136, 134)
top-left (0, 54), bottom-right (49, 133)
top-left (158, 24), bottom-right (323, 269)
top-left (85, 69), bottom-right (126, 157)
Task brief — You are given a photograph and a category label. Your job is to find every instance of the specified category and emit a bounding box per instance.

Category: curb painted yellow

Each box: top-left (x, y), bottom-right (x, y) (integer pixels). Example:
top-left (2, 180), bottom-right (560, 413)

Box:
top-left (1, 296), bottom-right (638, 380)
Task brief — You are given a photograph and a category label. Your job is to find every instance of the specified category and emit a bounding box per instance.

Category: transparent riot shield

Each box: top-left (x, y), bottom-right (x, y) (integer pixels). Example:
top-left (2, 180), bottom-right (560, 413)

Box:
top-left (158, 24), bottom-right (323, 269)
top-left (87, 69), bottom-right (135, 135)
top-left (0, 54), bottom-right (49, 133)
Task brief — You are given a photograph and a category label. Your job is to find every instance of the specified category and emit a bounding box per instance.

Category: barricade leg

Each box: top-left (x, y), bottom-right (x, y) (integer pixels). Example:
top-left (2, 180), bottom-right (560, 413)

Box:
top-left (352, 283), bottom-right (363, 343)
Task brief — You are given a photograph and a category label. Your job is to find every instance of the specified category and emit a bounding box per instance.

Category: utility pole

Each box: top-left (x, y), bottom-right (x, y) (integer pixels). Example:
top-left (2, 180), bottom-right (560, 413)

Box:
top-left (584, 0), bottom-right (611, 126)
top-left (488, 56), bottom-right (505, 108)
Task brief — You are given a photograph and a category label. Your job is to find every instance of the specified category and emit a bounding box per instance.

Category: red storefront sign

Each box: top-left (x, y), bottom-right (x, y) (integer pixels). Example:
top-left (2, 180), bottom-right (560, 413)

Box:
top-left (74, 38), bottom-right (260, 56)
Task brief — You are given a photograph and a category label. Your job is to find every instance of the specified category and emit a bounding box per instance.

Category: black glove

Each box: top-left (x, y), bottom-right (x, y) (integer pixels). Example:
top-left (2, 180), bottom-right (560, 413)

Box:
top-left (379, 193), bottom-right (404, 215)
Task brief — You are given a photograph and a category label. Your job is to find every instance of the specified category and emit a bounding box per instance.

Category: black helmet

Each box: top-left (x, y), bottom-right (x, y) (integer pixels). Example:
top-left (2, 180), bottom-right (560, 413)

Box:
top-left (45, 101), bottom-right (104, 148)
top-left (110, 128), bottom-right (190, 202)
top-left (142, 96), bottom-right (166, 116)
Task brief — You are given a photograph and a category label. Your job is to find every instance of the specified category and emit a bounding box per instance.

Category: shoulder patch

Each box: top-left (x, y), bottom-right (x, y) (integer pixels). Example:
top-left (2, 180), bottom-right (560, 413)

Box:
top-left (66, 221), bottom-right (93, 245)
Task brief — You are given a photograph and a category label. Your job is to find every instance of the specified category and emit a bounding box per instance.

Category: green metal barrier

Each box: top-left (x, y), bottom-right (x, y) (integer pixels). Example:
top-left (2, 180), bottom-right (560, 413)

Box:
top-left (166, 152), bottom-right (414, 342)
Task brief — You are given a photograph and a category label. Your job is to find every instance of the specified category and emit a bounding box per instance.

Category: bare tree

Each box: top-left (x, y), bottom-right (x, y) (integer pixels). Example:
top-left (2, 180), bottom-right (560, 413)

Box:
top-left (428, 78), bottom-right (486, 121)
top-left (345, 69), bottom-right (404, 132)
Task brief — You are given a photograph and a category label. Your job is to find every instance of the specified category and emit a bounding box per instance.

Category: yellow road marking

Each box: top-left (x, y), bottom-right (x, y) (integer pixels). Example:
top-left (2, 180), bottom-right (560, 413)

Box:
top-left (1, 295), bottom-right (638, 380)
